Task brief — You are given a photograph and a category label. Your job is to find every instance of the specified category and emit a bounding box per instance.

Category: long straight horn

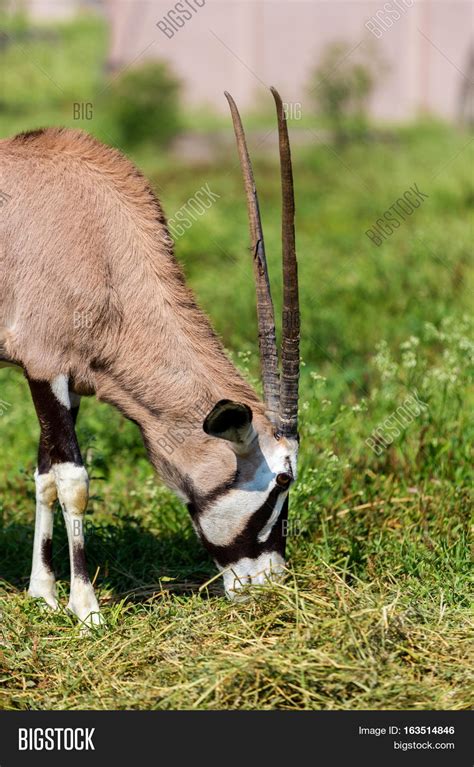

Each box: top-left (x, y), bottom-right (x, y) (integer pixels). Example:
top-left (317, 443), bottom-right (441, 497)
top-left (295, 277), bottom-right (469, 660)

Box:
top-left (270, 87), bottom-right (300, 438)
top-left (225, 91), bottom-right (280, 425)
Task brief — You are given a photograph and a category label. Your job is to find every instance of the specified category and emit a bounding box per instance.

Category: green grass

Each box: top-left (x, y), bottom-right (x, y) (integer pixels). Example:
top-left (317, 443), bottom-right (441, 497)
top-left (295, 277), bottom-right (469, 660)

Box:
top-left (0, 14), bottom-right (473, 711)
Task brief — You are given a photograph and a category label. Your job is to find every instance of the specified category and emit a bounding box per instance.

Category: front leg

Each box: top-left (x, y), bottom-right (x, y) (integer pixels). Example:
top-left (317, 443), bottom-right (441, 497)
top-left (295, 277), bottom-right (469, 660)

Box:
top-left (27, 375), bottom-right (102, 626)
top-left (54, 462), bottom-right (102, 626)
top-left (28, 463), bottom-right (59, 610)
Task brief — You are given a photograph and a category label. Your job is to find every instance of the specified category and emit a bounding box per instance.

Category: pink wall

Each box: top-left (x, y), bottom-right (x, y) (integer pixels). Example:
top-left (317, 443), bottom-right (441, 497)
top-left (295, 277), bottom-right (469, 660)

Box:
top-left (30, 1), bottom-right (474, 120)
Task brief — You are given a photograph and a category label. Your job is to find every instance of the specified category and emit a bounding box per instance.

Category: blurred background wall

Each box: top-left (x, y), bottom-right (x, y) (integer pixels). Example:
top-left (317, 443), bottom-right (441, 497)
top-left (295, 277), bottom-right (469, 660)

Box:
top-left (20, 0), bottom-right (473, 122)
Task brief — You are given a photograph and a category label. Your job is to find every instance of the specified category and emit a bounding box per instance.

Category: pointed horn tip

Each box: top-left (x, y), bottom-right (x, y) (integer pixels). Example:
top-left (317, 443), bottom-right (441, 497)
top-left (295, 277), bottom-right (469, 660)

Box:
top-left (270, 86), bottom-right (282, 104)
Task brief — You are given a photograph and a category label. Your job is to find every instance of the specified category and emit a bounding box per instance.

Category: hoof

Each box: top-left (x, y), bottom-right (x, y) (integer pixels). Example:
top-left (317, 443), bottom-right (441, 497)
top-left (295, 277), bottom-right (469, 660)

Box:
top-left (28, 579), bottom-right (59, 611)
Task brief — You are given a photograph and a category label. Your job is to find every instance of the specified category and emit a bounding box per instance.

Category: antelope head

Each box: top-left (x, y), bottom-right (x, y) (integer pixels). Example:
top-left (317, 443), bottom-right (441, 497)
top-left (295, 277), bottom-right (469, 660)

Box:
top-left (190, 88), bottom-right (300, 599)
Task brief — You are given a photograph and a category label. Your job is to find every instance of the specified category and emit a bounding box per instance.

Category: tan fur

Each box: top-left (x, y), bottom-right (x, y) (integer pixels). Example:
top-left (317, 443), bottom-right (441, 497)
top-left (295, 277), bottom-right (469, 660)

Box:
top-left (0, 128), bottom-right (273, 496)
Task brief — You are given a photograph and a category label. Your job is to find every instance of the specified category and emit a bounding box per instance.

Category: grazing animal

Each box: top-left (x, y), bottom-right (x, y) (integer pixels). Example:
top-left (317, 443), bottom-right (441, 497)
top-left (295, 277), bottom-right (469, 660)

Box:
top-left (0, 88), bottom-right (300, 625)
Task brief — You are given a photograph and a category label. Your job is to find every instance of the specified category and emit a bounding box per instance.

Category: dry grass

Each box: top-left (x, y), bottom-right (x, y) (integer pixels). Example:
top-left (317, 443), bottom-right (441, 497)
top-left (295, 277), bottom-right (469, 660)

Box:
top-left (1, 559), bottom-right (472, 710)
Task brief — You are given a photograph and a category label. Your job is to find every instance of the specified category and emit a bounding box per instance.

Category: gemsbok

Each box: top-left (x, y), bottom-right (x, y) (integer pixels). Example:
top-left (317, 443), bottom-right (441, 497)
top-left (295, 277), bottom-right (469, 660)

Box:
top-left (0, 88), bottom-right (299, 625)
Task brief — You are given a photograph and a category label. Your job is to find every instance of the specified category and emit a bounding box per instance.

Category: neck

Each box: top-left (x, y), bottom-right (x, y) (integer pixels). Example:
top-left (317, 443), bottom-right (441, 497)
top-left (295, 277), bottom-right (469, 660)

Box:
top-left (90, 280), bottom-right (265, 497)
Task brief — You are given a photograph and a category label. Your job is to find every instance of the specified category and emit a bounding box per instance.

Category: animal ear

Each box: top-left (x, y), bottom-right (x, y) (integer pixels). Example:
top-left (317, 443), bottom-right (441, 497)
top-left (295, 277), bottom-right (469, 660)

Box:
top-left (203, 399), bottom-right (255, 449)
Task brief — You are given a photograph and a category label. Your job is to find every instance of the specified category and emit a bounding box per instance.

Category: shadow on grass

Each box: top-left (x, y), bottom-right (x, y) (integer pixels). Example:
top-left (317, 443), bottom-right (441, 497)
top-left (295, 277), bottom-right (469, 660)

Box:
top-left (0, 515), bottom-right (218, 601)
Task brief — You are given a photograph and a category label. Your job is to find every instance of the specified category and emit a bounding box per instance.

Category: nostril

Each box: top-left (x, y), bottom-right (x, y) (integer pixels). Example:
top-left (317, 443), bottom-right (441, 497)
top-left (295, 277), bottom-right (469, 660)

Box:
top-left (276, 472), bottom-right (291, 488)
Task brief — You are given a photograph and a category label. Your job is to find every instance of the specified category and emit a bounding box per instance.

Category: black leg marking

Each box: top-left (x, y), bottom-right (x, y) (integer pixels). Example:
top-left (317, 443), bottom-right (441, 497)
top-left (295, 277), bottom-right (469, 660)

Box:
top-left (40, 537), bottom-right (53, 572)
top-left (28, 378), bottom-right (82, 467)
top-left (37, 431), bottom-right (52, 475)
top-left (72, 543), bottom-right (90, 582)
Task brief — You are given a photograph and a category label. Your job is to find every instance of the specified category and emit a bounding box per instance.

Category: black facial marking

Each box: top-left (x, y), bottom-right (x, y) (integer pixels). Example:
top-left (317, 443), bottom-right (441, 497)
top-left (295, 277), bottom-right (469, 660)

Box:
top-left (41, 537), bottom-right (53, 574)
top-left (186, 470), bottom-right (239, 519)
top-left (71, 405), bottom-right (80, 426)
top-left (196, 486), bottom-right (287, 567)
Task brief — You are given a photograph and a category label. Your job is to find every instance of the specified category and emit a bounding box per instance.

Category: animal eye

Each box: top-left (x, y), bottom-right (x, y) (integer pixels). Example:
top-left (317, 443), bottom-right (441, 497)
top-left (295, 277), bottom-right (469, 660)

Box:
top-left (276, 472), bottom-right (291, 489)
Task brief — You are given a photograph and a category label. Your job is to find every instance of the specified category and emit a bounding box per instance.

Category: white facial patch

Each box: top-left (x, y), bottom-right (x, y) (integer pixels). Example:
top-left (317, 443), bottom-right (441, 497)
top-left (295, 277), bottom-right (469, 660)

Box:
top-left (221, 552), bottom-right (286, 599)
top-left (199, 440), bottom-right (296, 547)
top-left (199, 485), bottom-right (274, 546)
top-left (50, 374), bottom-right (70, 409)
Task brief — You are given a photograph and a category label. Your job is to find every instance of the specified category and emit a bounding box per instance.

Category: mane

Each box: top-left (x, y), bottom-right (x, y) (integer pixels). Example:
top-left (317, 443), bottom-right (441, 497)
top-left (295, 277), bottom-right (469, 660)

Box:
top-left (9, 127), bottom-right (169, 234)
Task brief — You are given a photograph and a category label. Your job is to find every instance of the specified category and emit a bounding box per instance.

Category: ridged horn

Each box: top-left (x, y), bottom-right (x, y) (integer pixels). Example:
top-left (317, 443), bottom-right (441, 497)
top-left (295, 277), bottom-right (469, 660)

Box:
top-left (270, 87), bottom-right (300, 438)
top-left (224, 91), bottom-right (280, 425)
